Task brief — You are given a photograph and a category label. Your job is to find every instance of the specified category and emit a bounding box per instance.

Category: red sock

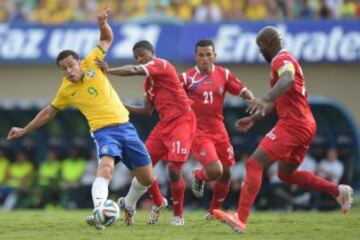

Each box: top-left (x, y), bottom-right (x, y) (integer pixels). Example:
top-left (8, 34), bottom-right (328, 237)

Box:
top-left (208, 180), bottom-right (231, 214)
top-left (278, 170), bottom-right (339, 197)
top-left (147, 179), bottom-right (164, 206)
top-left (170, 177), bottom-right (185, 217)
top-left (195, 168), bottom-right (211, 181)
top-left (237, 158), bottom-right (263, 224)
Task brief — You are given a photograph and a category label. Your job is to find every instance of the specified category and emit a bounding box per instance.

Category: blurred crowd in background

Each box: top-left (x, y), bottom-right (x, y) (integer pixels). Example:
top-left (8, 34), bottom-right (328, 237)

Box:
top-left (0, 0), bottom-right (360, 24)
top-left (0, 145), bottom-right (345, 212)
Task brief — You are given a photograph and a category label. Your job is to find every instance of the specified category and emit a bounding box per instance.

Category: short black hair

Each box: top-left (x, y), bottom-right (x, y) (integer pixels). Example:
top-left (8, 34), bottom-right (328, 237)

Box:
top-left (195, 39), bottom-right (215, 53)
top-left (133, 40), bottom-right (155, 53)
top-left (56, 50), bottom-right (79, 66)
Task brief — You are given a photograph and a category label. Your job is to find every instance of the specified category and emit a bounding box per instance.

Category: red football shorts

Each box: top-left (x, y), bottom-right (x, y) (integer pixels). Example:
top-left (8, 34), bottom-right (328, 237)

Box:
top-left (146, 110), bottom-right (196, 162)
top-left (192, 128), bottom-right (235, 167)
top-left (259, 122), bottom-right (316, 165)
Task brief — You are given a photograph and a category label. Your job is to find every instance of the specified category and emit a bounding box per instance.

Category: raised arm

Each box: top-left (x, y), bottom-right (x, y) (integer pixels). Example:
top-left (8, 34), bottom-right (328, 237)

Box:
top-left (109, 65), bottom-right (146, 76)
top-left (7, 105), bottom-right (58, 140)
top-left (97, 8), bottom-right (113, 52)
top-left (124, 95), bottom-right (154, 117)
top-left (95, 59), bottom-right (146, 76)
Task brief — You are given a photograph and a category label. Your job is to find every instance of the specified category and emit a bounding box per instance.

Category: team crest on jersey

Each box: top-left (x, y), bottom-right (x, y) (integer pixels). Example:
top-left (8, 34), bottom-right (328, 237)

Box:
top-left (218, 87), bottom-right (224, 95)
top-left (200, 151), bottom-right (207, 157)
top-left (87, 69), bottom-right (95, 78)
top-left (101, 146), bottom-right (109, 154)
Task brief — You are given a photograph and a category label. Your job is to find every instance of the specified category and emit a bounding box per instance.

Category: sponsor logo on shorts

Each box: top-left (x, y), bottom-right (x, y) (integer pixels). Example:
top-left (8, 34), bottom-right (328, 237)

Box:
top-left (101, 146), bottom-right (109, 154)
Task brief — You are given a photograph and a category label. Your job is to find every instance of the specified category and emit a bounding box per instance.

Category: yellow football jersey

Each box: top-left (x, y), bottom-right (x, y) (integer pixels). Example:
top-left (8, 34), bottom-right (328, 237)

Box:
top-left (51, 46), bottom-right (129, 132)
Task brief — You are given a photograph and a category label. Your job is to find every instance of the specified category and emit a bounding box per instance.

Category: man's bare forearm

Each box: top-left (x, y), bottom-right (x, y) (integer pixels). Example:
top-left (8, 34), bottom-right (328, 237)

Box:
top-left (108, 65), bottom-right (146, 76)
top-left (24, 105), bottom-right (58, 133)
top-left (98, 17), bottom-right (112, 43)
top-left (263, 72), bottom-right (294, 102)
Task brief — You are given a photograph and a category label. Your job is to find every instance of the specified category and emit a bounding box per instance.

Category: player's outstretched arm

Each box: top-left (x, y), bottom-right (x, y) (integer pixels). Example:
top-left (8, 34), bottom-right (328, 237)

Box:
top-left (95, 58), bottom-right (146, 76)
top-left (124, 95), bottom-right (154, 117)
top-left (7, 105), bottom-right (58, 140)
top-left (97, 8), bottom-right (113, 52)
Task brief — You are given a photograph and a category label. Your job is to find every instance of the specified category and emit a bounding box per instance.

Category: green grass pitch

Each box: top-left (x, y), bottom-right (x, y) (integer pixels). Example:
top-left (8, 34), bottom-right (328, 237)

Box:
top-left (0, 205), bottom-right (359, 240)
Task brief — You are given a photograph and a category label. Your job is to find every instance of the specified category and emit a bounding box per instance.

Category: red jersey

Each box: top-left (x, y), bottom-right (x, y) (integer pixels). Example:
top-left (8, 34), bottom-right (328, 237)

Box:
top-left (141, 58), bottom-right (192, 122)
top-left (270, 50), bottom-right (316, 128)
top-left (181, 65), bottom-right (246, 134)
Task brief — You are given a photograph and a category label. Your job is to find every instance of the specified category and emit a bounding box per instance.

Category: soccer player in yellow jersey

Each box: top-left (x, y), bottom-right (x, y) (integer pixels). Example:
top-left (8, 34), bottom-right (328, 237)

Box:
top-left (7, 8), bottom-right (155, 230)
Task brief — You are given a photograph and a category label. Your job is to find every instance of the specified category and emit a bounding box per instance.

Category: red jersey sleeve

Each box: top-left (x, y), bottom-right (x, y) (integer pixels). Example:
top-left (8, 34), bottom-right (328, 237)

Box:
top-left (225, 69), bottom-right (246, 96)
top-left (141, 59), bottom-right (166, 78)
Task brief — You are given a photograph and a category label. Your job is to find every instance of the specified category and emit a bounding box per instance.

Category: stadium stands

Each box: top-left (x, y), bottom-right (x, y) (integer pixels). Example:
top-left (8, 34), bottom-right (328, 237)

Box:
top-left (0, 0), bottom-right (359, 24)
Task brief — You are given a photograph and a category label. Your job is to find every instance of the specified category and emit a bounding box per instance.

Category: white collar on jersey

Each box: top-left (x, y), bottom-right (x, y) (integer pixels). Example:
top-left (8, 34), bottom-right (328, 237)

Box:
top-left (195, 64), bottom-right (215, 74)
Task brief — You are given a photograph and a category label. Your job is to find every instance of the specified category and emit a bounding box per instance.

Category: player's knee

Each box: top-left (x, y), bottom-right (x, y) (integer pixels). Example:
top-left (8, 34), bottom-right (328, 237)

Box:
top-left (207, 167), bottom-right (223, 180)
top-left (136, 176), bottom-right (154, 187)
top-left (97, 163), bottom-right (113, 179)
top-left (141, 175), bottom-right (155, 187)
top-left (219, 167), bottom-right (231, 182)
top-left (206, 161), bottom-right (223, 180)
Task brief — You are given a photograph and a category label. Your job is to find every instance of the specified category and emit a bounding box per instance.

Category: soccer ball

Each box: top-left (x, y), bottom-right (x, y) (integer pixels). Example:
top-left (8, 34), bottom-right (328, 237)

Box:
top-left (94, 199), bottom-right (120, 226)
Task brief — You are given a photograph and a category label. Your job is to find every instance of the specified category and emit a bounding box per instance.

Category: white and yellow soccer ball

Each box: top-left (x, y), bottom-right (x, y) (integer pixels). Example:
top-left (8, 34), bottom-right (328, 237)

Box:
top-left (94, 199), bottom-right (120, 226)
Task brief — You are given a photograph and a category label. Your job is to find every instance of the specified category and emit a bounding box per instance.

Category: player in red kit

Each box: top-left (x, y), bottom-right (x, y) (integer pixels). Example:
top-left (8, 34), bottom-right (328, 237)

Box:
top-left (213, 26), bottom-right (353, 233)
top-left (180, 40), bottom-right (253, 219)
top-left (96, 40), bottom-right (196, 226)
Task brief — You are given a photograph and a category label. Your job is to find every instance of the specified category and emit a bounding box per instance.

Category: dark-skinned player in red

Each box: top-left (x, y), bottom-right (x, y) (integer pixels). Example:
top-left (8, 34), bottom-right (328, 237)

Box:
top-left (213, 26), bottom-right (353, 233)
top-left (96, 40), bottom-right (196, 226)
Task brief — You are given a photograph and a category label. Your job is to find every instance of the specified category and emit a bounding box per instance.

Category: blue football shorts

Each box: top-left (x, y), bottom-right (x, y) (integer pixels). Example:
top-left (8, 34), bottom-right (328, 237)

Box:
top-left (91, 122), bottom-right (151, 170)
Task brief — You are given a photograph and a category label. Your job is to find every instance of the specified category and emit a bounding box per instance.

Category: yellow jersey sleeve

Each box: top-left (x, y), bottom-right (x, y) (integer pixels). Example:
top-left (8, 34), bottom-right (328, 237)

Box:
top-left (82, 45), bottom-right (106, 68)
top-left (51, 85), bottom-right (69, 110)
